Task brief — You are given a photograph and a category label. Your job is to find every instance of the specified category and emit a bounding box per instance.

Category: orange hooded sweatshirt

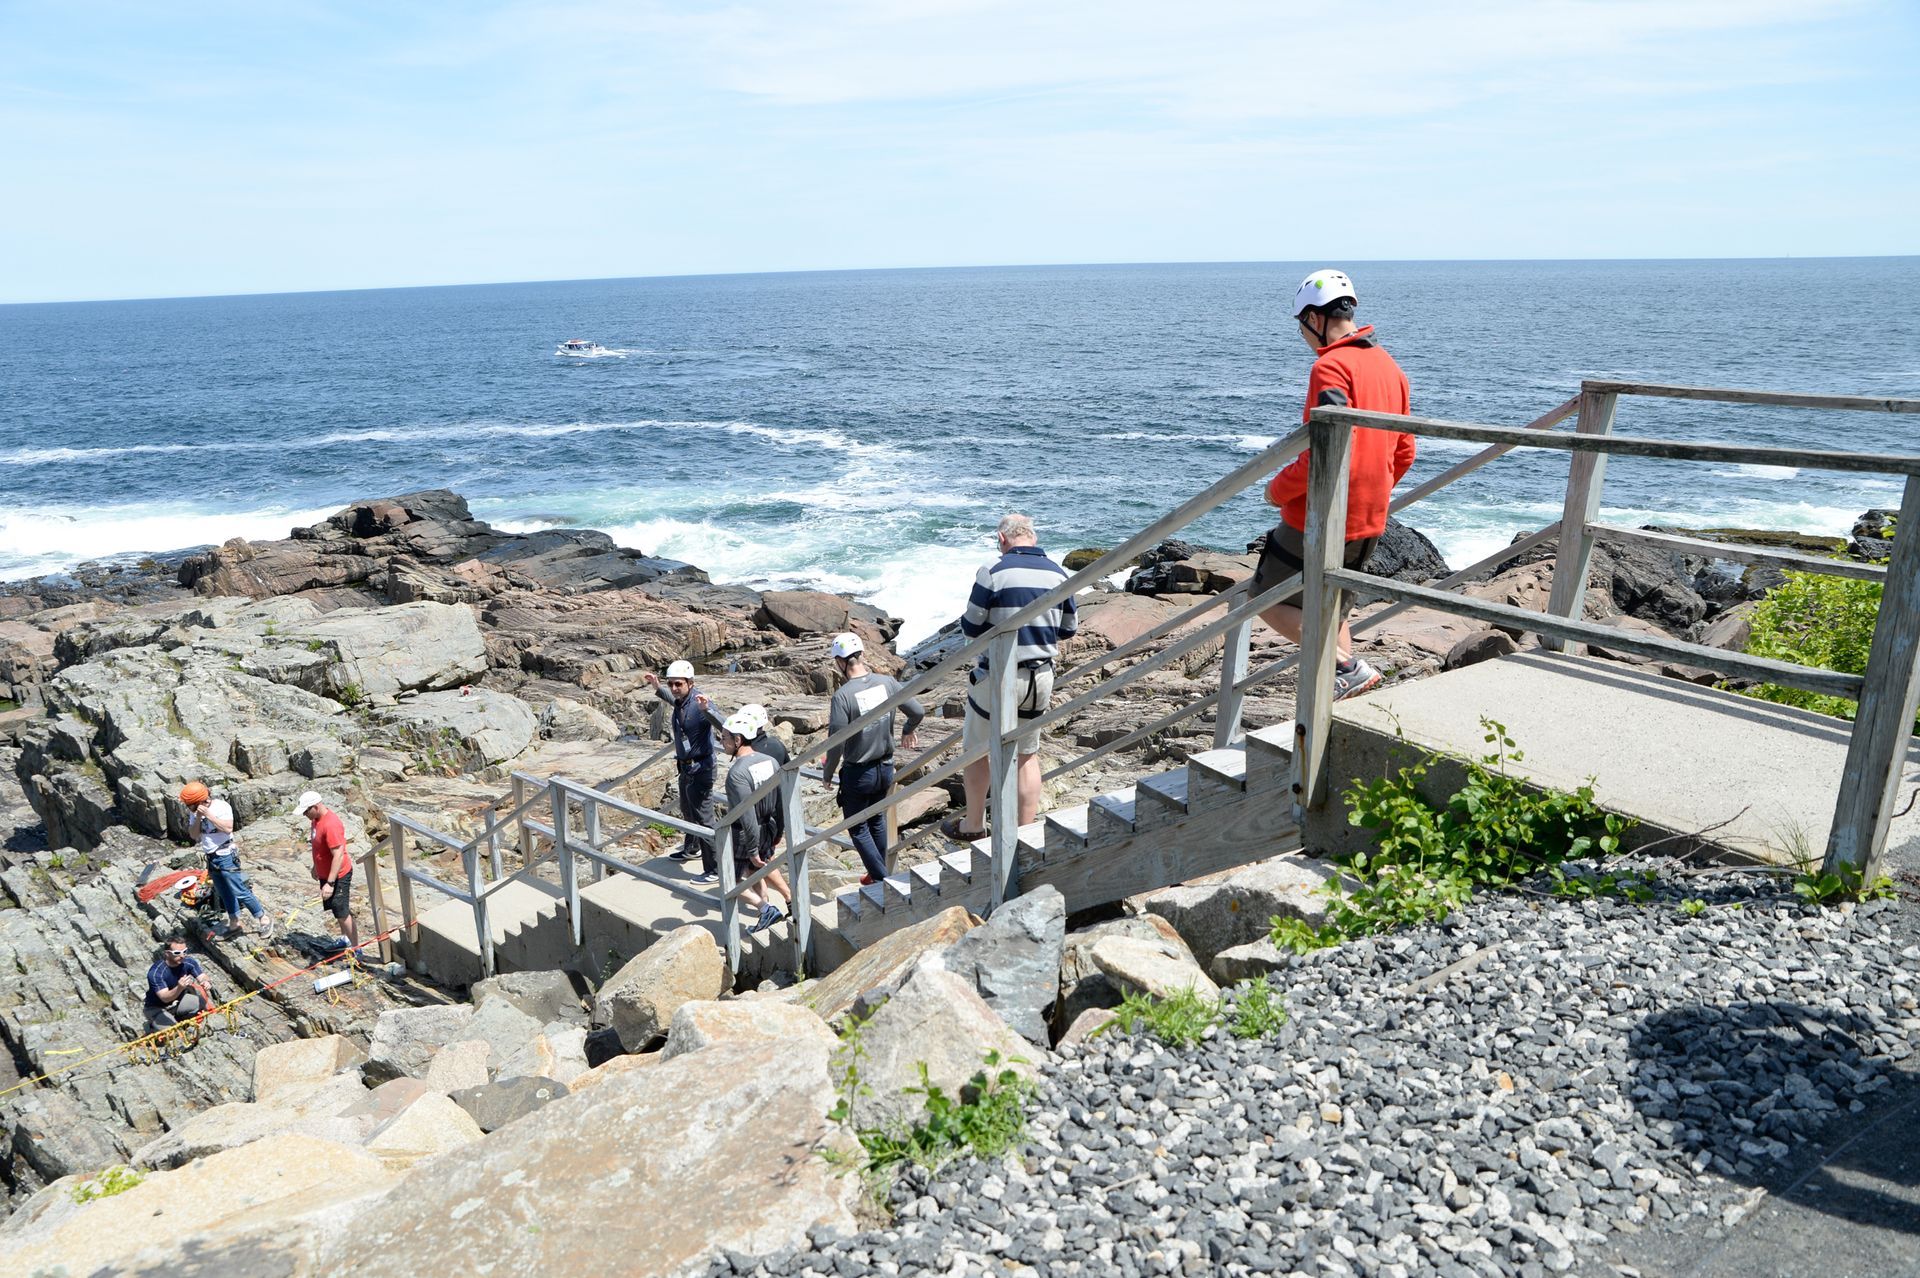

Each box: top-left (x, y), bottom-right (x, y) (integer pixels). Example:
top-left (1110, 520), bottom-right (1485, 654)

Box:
top-left (1265, 326), bottom-right (1416, 540)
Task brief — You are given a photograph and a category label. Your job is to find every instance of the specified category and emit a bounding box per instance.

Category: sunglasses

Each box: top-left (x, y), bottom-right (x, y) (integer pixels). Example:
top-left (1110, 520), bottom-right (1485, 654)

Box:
top-left (166, 950), bottom-right (187, 959)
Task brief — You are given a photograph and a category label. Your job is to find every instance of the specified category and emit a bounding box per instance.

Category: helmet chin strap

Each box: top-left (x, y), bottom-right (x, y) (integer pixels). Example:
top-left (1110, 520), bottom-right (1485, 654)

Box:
top-left (1302, 311), bottom-right (1329, 348)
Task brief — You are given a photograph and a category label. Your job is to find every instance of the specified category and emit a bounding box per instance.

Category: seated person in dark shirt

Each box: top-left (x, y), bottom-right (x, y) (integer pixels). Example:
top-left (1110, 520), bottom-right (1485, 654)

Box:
top-left (144, 936), bottom-right (213, 1032)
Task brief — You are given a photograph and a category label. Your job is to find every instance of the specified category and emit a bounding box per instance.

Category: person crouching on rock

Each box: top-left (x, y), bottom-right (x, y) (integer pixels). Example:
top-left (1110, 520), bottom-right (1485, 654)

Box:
top-left (1252, 268), bottom-right (1415, 702)
top-left (645, 660), bottom-right (723, 883)
top-left (144, 935), bottom-right (214, 1032)
top-left (718, 710), bottom-right (788, 936)
top-left (180, 781), bottom-right (270, 941)
top-left (823, 632), bottom-right (923, 885)
top-left (295, 790), bottom-right (358, 954)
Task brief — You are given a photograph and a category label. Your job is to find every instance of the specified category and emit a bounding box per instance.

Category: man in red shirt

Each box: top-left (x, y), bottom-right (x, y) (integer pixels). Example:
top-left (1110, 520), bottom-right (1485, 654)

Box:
top-left (295, 790), bottom-right (358, 952)
top-left (1250, 269), bottom-right (1417, 700)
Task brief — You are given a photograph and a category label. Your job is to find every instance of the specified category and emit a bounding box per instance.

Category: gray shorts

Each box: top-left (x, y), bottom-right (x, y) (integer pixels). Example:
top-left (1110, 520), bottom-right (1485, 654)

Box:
top-left (1249, 522), bottom-right (1379, 611)
top-left (963, 664), bottom-right (1054, 757)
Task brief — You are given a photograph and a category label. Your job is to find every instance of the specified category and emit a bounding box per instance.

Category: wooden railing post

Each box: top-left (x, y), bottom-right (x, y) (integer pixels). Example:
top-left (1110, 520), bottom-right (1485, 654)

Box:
top-left (986, 630), bottom-right (1021, 909)
top-left (485, 812), bottom-right (503, 883)
top-left (550, 781), bottom-right (581, 947)
top-left (583, 795), bottom-right (604, 884)
top-left (1543, 386), bottom-right (1618, 652)
top-left (389, 817), bottom-right (418, 969)
top-left (781, 770), bottom-right (811, 973)
top-left (1826, 474), bottom-right (1920, 882)
top-left (1213, 614), bottom-right (1253, 749)
top-left (512, 774), bottom-right (533, 867)
top-left (716, 817), bottom-right (740, 973)
top-left (363, 843), bottom-right (395, 966)
top-left (1292, 414), bottom-right (1352, 818)
top-left (462, 841), bottom-right (494, 979)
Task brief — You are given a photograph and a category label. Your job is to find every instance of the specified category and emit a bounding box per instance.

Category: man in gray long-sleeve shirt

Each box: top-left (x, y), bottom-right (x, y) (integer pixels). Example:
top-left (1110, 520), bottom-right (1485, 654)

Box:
top-left (719, 710), bottom-right (785, 934)
top-left (822, 632), bottom-right (923, 883)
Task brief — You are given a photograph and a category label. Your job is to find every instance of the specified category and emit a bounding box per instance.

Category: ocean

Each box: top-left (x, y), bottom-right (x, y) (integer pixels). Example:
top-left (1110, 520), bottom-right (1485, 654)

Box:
top-left (2, 260), bottom-right (1915, 644)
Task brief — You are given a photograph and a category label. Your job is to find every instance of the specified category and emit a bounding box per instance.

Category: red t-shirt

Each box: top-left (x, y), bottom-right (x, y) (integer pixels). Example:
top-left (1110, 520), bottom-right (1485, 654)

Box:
top-left (1265, 327), bottom-right (1416, 540)
top-left (309, 809), bottom-right (352, 880)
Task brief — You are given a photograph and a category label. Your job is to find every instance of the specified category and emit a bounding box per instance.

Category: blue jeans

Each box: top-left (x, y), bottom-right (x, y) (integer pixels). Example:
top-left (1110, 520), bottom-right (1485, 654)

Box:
top-left (839, 759), bottom-right (894, 881)
top-left (206, 852), bottom-right (264, 920)
top-left (678, 765), bottom-right (717, 875)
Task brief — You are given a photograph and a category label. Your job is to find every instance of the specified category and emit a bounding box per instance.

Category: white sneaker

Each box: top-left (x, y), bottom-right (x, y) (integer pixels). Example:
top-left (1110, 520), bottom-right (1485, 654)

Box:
top-left (1333, 658), bottom-right (1383, 701)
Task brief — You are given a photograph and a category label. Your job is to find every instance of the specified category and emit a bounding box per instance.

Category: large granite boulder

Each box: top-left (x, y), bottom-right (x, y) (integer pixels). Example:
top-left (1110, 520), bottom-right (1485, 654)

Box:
top-left (1092, 935), bottom-right (1221, 1001)
top-left (659, 999), bottom-right (838, 1061)
top-left (5, 1133), bottom-right (397, 1278)
top-left (448, 1076), bottom-right (571, 1133)
top-left (538, 695), bottom-right (621, 742)
top-left (942, 885), bottom-right (1066, 1045)
top-left (1135, 855), bottom-right (1344, 968)
top-left (365, 1004), bottom-right (477, 1084)
top-left (592, 924), bottom-right (729, 1051)
top-left (373, 687), bottom-right (539, 768)
top-left (843, 955), bottom-right (1038, 1134)
top-left (285, 600), bottom-right (488, 699)
top-left (364, 1091), bottom-right (485, 1170)
top-left (473, 968), bottom-right (588, 1027)
top-left (794, 905), bottom-right (980, 1024)
top-left (251, 1034), bottom-right (367, 1104)
top-left (1056, 913), bottom-right (1196, 1032)
top-left (133, 1040), bottom-right (861, 1277)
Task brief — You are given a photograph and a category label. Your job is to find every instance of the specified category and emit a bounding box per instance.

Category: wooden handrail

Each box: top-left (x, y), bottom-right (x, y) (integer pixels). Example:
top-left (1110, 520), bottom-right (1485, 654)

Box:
top-left (1584, 381), bottom-right (1920, 414)
top-left (1313, 407), bottom-right (1920, 476)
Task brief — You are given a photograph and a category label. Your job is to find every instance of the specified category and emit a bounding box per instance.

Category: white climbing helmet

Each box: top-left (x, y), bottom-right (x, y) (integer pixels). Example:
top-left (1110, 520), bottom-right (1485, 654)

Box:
top-left (737, 703), bottom-right (771, 737)
top-left (722, 708), bottom-right (759, 738)
top-left (829, 632), bottom-right (864, 659)
top-left (1292, 269), bottom-right (1357, 318)
top-left (664, 660), bottom-right (695, 680)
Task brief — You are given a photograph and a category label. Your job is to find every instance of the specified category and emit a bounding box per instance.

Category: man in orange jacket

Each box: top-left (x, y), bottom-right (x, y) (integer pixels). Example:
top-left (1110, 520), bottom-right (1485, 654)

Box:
top-left (1251, 268), bottom-right (1416, 700)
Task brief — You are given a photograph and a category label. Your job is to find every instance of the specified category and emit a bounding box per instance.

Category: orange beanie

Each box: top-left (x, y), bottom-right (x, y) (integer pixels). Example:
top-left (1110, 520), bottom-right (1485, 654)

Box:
top-left (178, 781), bottom-right (210, 805)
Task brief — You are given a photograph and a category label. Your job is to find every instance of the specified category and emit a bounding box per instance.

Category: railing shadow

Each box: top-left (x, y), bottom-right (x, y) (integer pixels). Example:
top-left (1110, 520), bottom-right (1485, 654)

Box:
top-left (1628, 999), bottom-right (1920, 1238)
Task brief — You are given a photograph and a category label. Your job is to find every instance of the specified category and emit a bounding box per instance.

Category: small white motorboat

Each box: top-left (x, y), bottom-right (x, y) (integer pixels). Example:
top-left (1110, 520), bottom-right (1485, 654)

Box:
top-left (555, 338), bottom-right (619, 358)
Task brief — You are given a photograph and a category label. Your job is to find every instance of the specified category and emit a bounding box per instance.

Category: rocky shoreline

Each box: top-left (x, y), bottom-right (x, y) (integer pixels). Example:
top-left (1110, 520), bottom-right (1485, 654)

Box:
top-left (1, 491), bottom-right (1911, 1273)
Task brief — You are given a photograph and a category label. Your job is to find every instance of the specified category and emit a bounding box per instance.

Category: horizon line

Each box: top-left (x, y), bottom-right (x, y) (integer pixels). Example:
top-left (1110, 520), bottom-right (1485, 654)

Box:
top-left (6, 253), bottom-right (1917, 309)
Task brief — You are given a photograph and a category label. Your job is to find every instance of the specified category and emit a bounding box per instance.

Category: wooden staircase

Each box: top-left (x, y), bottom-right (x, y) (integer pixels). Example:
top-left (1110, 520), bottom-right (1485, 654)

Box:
top-left (832, 722), bottom-right (1301, 947)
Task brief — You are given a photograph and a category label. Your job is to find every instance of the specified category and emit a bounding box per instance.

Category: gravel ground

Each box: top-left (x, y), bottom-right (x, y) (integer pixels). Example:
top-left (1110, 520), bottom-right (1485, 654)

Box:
top-left (707, 864), bottom-right (1920, 1278)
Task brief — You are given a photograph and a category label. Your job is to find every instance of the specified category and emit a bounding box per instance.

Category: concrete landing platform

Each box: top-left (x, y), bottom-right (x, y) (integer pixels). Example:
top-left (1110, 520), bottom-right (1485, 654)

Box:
top-left (1308, 651), bottom-right (1920, 870)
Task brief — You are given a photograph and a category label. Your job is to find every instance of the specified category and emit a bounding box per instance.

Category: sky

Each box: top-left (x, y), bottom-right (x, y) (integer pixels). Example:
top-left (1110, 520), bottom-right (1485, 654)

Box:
top-left (1, 0), bottom-right (1916, 303)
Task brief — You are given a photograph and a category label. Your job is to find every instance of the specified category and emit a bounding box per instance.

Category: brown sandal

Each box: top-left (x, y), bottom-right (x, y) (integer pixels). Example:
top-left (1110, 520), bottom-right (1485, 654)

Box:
top-left (939, 817), bottom-right (988, 842)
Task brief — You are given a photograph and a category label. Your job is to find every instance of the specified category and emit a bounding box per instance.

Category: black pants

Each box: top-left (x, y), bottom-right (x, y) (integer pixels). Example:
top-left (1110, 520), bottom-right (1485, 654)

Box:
top-left (679, 765), bottom-right (717, 875)
top-left (839, 759), bottom-right (894, 881)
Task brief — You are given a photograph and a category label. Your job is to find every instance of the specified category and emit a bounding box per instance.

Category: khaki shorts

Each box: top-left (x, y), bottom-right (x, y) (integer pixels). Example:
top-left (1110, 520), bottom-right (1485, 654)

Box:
top-left (963, 664), bottom-right (1054, 757)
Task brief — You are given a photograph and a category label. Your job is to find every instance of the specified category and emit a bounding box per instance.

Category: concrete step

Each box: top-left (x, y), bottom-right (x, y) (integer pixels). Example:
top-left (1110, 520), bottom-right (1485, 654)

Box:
top-left (1133, 769), bottom-right (1190, 833)
top-left (1044, 805), bottom-right (1091, 859)
top-left (1186, 747), bottom-right (1247, 810)
top-left (1245, 721), bottom-right (1297, 796)
top-left (1087, 787), bottom-right (1138, 849)
top-left (415, 876), bottom-right (569, 988)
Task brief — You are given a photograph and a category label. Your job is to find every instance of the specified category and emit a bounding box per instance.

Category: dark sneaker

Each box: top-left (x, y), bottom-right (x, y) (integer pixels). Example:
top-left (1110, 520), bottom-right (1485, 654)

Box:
top-left (750, 904), bottom-right (784, 934)
top-left (1333, 658), bottom-right (1383, 701)
top-left (693, 872), bottom-right (719, 885)
top-left (669, 849), bottom-right (699, 862)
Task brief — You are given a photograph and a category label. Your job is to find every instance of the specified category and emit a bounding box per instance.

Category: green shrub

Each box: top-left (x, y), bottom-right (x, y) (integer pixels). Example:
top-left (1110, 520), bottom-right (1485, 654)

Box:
top-left (1227, 976), bottom-right (1289, 1040)
top-left (1272, 718), bottom-right (1633, 951)
top-left (1740, 567), bottom-right (1917, 733)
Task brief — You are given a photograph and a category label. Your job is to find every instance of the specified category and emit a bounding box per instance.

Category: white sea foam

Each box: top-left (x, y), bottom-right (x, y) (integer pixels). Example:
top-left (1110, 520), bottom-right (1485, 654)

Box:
top-left (0, 503), bottom-right (339, 580)
top-left (1711, 463), bottom-right (1800, 481)
top-left (0, 441), bottom-right (200, 466)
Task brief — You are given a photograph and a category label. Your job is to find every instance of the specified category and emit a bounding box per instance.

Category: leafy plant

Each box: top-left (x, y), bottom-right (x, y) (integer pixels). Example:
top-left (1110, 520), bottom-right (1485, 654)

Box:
top-left (1678, 897), bottom-right (1708, 917)
top-left (826, 1031), bottom-right (1034, 1179)
top-left (1272, 718), bottom-right (1634, 950)
top-left (1740, 567), bottom-right (1917, 733)
top-left (1101, 985), bottom-right (1222, 1047)
top-left (71, 1165), bottom-right (146, 1204)
top-left (1227, 976), bottom-right (1289, 1040)
top-left (335, 682), bottom-right (366, 708)
top-left (1793, 863), bottom-right (1898, 905)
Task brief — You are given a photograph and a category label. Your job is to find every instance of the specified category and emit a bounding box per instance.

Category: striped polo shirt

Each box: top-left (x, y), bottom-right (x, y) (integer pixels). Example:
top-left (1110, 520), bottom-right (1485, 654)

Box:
top-left (961, 544), bottom-right (1079, 674)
